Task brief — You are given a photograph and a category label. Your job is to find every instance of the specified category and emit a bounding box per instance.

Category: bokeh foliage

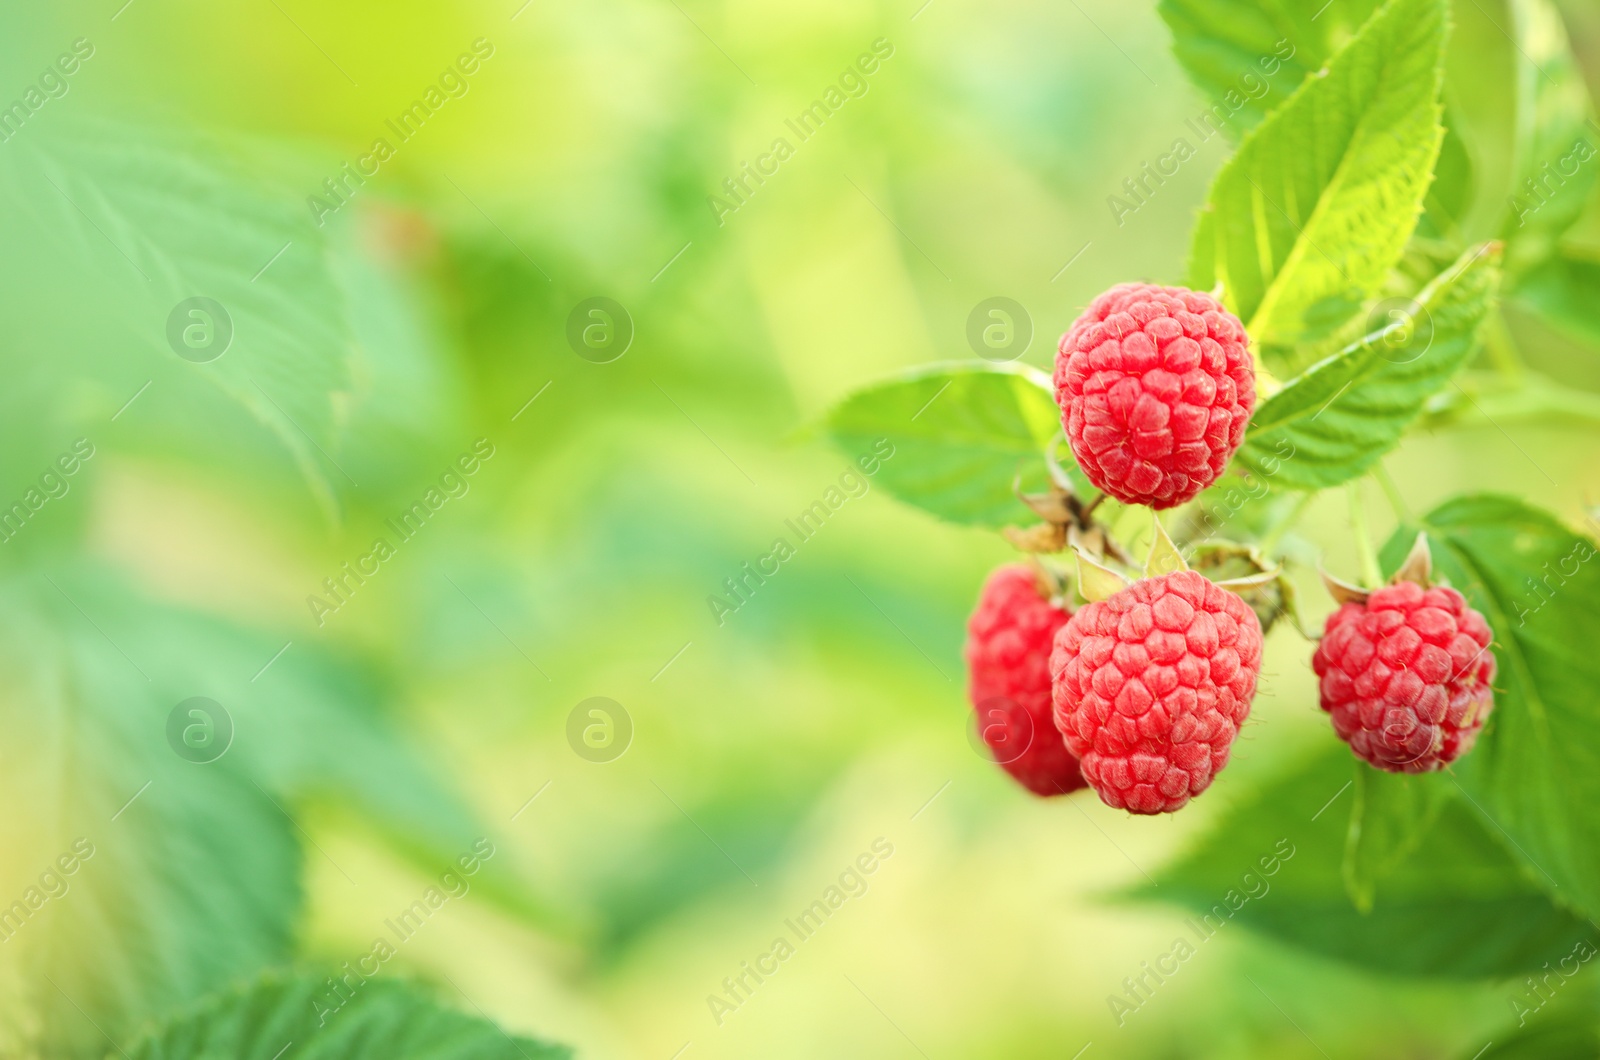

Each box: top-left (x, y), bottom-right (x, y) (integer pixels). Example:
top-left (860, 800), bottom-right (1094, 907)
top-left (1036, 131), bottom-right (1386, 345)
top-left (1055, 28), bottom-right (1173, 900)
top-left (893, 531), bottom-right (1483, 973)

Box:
top-left (0, 0), bottom-right (1597, 1057)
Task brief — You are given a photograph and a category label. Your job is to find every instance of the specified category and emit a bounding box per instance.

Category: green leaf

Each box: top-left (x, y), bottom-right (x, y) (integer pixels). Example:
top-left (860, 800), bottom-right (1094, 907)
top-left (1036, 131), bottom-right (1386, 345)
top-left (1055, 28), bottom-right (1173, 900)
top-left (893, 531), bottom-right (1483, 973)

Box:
top-left (1158, 0), bottom-right (1382, 140)
top-left (1473, 1013), bottom-right (1600, 1059)
top-left (1131, 742), bottom-right (1590, 978)
top-left (1500, 0), bottom-right (1598, 272)
top-left (123, 970), bottom-right (570, 1059)
top-left (1342, 763), bottom-right (1452, 912)
top-left (1, 118), bottom-right (355, 512)
top-left (1511, 248), bottom-right (1600, 350)
top-left (326, 219), bottom-right (473, 487)
top-left (1418, 117), bottom-right (1475, 239)
top-left (125, 606), bottom-right (486, 860)
top-left (0, 572), bottom-right (301, 1058)
top-left (1235, 241), bottom-right (1500, 489)
top-left (822, 362), bottom-right (1065, 529)
top-left (0, 565), bottom-right (560, 1055)
top-left (1187, 0), bottom-right (1448, 370)
top-left (46, 572), bottom-right (567, 939)
top-left (1381, 495), bottom-right (1600, 922)
top-left (1419, 369), bottom-right (1600, 432)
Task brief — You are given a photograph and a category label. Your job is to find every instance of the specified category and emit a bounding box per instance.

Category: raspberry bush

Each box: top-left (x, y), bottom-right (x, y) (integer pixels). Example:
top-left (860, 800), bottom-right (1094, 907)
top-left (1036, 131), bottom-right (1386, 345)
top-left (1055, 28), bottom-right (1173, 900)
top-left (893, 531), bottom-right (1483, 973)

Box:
top-left (824, 0), bottom-right (1600, 1021)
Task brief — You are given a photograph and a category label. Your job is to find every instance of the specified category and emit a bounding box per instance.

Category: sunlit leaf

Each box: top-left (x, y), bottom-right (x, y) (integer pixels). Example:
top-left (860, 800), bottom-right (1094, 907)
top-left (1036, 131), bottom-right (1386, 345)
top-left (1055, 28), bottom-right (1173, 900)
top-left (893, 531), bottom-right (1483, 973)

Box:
top-left (1235, 242), bottom-right (1499, 489)
top-left (1158, 0), bottom-right (1382, 139)
top-left (1188, 0), bottom-right (1448, 371)
top-left (822, 362), bottom-right (1066, 529)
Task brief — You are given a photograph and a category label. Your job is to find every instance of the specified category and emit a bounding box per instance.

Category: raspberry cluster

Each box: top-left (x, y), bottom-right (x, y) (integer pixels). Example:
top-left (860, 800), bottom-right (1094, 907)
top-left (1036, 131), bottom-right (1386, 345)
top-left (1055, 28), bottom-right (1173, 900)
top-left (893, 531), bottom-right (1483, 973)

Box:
top-left (1055, 284), bottom-right (1254, 509)
top-left (1313, 581), bottom-right (1495, 772)
top-left (955, 281), bottom-right (1499, 821)
top-left (965, 565), bottom-right (1087, 797)
top-left (1050, 570), bottom-right (1262, 814)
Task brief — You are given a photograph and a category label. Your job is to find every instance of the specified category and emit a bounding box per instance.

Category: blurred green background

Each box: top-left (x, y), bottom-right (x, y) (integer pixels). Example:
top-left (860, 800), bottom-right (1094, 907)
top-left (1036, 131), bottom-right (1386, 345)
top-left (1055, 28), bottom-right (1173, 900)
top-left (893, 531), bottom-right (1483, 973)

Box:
top-left (2, 0), bottom-right (1599, 1057)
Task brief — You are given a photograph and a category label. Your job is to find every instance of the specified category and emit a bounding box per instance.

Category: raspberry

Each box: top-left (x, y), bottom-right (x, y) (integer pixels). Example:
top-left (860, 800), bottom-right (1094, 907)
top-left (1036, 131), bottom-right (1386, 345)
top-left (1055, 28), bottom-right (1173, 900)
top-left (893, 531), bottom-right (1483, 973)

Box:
top-left (966, 565), bottom-right (1088, 797)
top-left (1055, 283), bottom-right (1255, 509)
top-left (1312, 581), bottom-right (1495, 773)
top-left (1050, 570), bottom-right (1262, 814)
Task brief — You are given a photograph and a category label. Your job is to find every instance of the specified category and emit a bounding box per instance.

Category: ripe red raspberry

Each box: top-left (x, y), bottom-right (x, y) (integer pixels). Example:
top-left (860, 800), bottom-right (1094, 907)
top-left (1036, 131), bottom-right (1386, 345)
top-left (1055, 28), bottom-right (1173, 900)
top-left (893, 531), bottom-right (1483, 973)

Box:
top-left (966, 565), bottom-right (1088, 797)
top-left (1050, 570), bottom-right (1262, 814)
top-left (1055, 284), bottom-right (1255, 509)
top-left (1312, 581), bottom-right (1495, 773)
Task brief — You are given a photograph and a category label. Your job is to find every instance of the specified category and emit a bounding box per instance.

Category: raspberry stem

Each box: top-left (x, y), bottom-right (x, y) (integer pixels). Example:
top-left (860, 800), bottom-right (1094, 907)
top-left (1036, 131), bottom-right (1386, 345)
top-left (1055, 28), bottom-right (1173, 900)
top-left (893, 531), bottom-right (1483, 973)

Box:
top-left (1347, 482), bottom-right (1383, 588)
top-left (1258, 493), bottom-right (1314, 555)
top-left (1373, 463), bottom-right (1412, 523)
top-left (1482, 311), bottom-right (1524, 383)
